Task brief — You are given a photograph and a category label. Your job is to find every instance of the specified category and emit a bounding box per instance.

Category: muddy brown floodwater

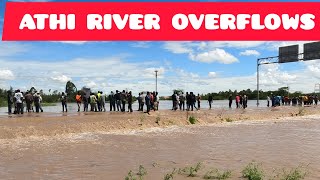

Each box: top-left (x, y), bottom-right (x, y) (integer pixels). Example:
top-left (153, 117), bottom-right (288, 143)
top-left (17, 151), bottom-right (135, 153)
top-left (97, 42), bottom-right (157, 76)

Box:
top-left (0, 113), bottom-right (320, 179)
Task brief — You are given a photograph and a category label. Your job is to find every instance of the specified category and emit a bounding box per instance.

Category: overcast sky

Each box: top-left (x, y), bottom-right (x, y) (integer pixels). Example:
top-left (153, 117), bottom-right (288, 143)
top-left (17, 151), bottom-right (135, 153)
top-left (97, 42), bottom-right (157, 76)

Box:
top-left (1, 0), bottom-right (320, 95)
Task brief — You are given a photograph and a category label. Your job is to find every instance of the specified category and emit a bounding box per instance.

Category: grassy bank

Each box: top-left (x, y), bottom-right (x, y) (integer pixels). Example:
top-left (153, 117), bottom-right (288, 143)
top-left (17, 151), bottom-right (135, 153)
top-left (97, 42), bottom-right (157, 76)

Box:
top-left (125, 161), bottom-right (308, 180)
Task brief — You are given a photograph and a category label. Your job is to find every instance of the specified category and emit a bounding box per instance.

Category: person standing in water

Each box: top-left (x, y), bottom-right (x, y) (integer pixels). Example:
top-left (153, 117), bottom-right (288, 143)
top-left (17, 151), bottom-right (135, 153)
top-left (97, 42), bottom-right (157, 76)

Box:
top-left (115, 90), bottom-right (121, 112)
top-left (197, 93), bottom-right (201, 110)
top-left (100, 91), bottom-right (106, 112)
top-left (228, 94), bottom-right (233, 108)
top-left (145, 91), bottom-right (151, 115)
top-left (243, 94), bottom-right (248, 109)
top-left (90, 93), bottom-right (98, 112)
top-left (7, 90), bottom-right (13, 114)
top-left (127, 91), bottom-right (133, 113)
top-left (179, 92), bottom-right (185, 111)
top-left (76, 91), bottom-right (82, 112)
top-left (208, 94), bottom-right (213, 109)
top-left (60, 92), bottom-right (68, 112)
top-left (14, 89), bottom-right (24, 114)
top-left (109, 91), bottom-right (116, 111)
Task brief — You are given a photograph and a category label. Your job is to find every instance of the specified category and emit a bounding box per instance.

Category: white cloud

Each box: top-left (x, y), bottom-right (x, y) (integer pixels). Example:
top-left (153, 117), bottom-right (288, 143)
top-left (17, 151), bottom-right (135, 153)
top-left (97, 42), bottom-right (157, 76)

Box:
top-left (163, 42), bottom-right (242, 64)
top-left (0, 69), bottom-right (14, 80)
top-left (0, 57), bottom-right (163, 94)
top-left (51, 74), bottom-right (71, 83)
top-left (86, 81), bottom-right (97, 88)
top-left (304, 60), bottom-right (320, 79)
top-left (1, 41), bottom-right (320, 95)
top-left (131, 42), bottom-right (150, 48)
top-left (0, 42), bottom-right (29, 57)
top-left (208, 72), bottom-right (217, 78)
top-left (207, 41), bottom-right (266, 49)
top-left (189, 48), bottom-right (238, 64)
top-left (52, 41), bottom-right (88, 45)
top-left (257, 63), bottom-right (306, 93)
top-left (240, 50), bottom-right (260, 56)
top-left (163, 42), bottom-right (193, 54)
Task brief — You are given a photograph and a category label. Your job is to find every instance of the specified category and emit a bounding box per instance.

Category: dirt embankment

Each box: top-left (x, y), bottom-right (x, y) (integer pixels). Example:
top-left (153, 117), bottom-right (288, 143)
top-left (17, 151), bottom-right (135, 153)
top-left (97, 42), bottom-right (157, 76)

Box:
top-left (0, 106), bottom-right (318, 139)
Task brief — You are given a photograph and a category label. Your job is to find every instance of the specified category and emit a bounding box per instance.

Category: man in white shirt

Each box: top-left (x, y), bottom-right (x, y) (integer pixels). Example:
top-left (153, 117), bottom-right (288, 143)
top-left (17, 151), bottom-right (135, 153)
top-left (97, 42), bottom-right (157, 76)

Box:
top-left (14, 89), bottom-right (24, 114)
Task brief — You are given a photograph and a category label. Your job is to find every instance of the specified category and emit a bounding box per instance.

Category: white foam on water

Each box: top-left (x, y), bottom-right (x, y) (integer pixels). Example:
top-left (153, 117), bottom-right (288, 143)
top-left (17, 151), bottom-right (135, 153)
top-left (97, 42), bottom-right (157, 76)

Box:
top-left (1, 114), bottom-right (319, 151)
top-left (96, 125), bottom-right (194, 136)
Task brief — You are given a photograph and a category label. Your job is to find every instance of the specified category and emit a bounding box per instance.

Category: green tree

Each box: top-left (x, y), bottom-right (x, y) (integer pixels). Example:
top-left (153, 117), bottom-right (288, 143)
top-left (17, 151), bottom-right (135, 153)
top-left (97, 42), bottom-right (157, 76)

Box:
top-left (29, 87), bottom-right (37, 94)
top-left (65, 81), bottom-right (77, 102)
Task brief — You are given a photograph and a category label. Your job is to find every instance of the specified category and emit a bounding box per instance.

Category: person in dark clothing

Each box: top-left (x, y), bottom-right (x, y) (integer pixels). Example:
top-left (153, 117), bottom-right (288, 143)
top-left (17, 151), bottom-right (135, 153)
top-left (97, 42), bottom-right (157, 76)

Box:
top-left (25, 91), bottom-right (34, 112)
top-left (33, 93), bottom-right (41, 113)
top-left (186, 92), bottom-right (190, 111)
top-left (271, 94), bottom-right (275, 107)
top-left (82, 90), bottom-right (90, 112)
top-left (189, 92), bottom-right (197, 111)
top-left (171, 92), bottom-right (176, 110)
top-left (228, 94), bottom-right (233, 108)
top-left (242, 95), bottom-right (248, 109)
top-left (115, 90), bottom-right (121, 111)
top-left (193, 93), bottom-right (198, 110)
top-left (315, 95), bottom-right (318, 105)
top-left (121, 90), bottom-right (127, 112)
top-left (145, 91), bottom-right (151, 114)
top-left (109, 91), bottom-right (116, 111)
top-left (208, 94), bottom-right (213, 109)
top-left (7, 90), bottom-right (13, 114)
top-left (127, 91), bottom-right (133, 112)
top-left (83, 95), bottom-right (89, 112)
top-left (60, 92), bottom-right (68, 112)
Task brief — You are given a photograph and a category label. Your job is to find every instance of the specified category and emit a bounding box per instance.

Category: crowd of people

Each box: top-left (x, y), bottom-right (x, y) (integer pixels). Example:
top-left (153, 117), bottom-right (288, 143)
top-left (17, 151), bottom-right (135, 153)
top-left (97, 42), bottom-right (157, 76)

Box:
top-left (7, 89), bottom-right (44, 114)
top-left (71, 90), bottom-right (159, 115)
top-left (267, 94), bottom-right (319, 107)
top-left (170, 92), bottom-right (249, 111)
top-left (5, 88), bottom-right (320, 115)
top-left (231, 94), bottom-right (248, 109)
top-left (171, 92), bottom-right (202, 111)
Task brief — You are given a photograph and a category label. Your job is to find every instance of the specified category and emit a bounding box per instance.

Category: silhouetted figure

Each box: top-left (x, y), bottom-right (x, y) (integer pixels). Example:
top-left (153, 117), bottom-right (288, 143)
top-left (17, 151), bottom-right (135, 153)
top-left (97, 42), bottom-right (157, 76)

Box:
top-left (7, 90), bottom-right (13, 114)
top-left (109, 91), bottom-right (116, 111)
top-left (228, 94), bottom-right (233, 108)
top-left (60, 92), bottom-right (68, 112)
top-left (127, 91), bottom-right (133, 112)
top-left (208, 94), bottom-right (213, 109)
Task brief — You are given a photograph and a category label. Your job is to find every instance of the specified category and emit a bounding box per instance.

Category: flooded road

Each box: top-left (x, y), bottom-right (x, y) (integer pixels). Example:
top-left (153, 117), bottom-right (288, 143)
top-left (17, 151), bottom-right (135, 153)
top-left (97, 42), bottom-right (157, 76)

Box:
top-left (0, 115), bottom-right (319, 179)
top-left (0, 100), bottom-right (268, 116)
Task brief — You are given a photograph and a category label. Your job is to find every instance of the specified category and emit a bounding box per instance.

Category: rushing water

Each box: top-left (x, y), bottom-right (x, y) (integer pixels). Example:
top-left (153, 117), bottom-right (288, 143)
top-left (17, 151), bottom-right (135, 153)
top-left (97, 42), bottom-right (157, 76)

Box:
top-left (0, 115), bottom-right (319, 179)
top-left (0, 100), bottom-right (268, 115)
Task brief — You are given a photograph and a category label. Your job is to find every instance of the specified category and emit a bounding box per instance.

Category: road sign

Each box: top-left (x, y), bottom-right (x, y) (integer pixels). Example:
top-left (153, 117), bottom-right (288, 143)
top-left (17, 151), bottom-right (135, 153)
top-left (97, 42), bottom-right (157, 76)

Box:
top-left (279, 45), bottom-right (299, 63)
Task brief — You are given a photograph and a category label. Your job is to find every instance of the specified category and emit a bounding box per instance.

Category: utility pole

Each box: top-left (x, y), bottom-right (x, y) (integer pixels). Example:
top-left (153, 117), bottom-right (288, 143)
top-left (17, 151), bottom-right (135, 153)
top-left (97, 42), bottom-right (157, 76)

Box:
top-left (155, 70), bottom-right (158, 93)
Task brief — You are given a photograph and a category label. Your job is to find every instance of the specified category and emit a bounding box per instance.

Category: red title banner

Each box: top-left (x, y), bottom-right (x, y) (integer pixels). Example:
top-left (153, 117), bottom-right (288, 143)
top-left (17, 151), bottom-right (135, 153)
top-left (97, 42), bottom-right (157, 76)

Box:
top-left (2, 2), bottom-right (320, 41)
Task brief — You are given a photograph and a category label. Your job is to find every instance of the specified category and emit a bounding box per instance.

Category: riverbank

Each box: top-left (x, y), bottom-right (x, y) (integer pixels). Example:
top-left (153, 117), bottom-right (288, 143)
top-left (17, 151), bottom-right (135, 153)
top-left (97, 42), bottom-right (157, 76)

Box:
top-left (0, 105), bottom-right (319, 139)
